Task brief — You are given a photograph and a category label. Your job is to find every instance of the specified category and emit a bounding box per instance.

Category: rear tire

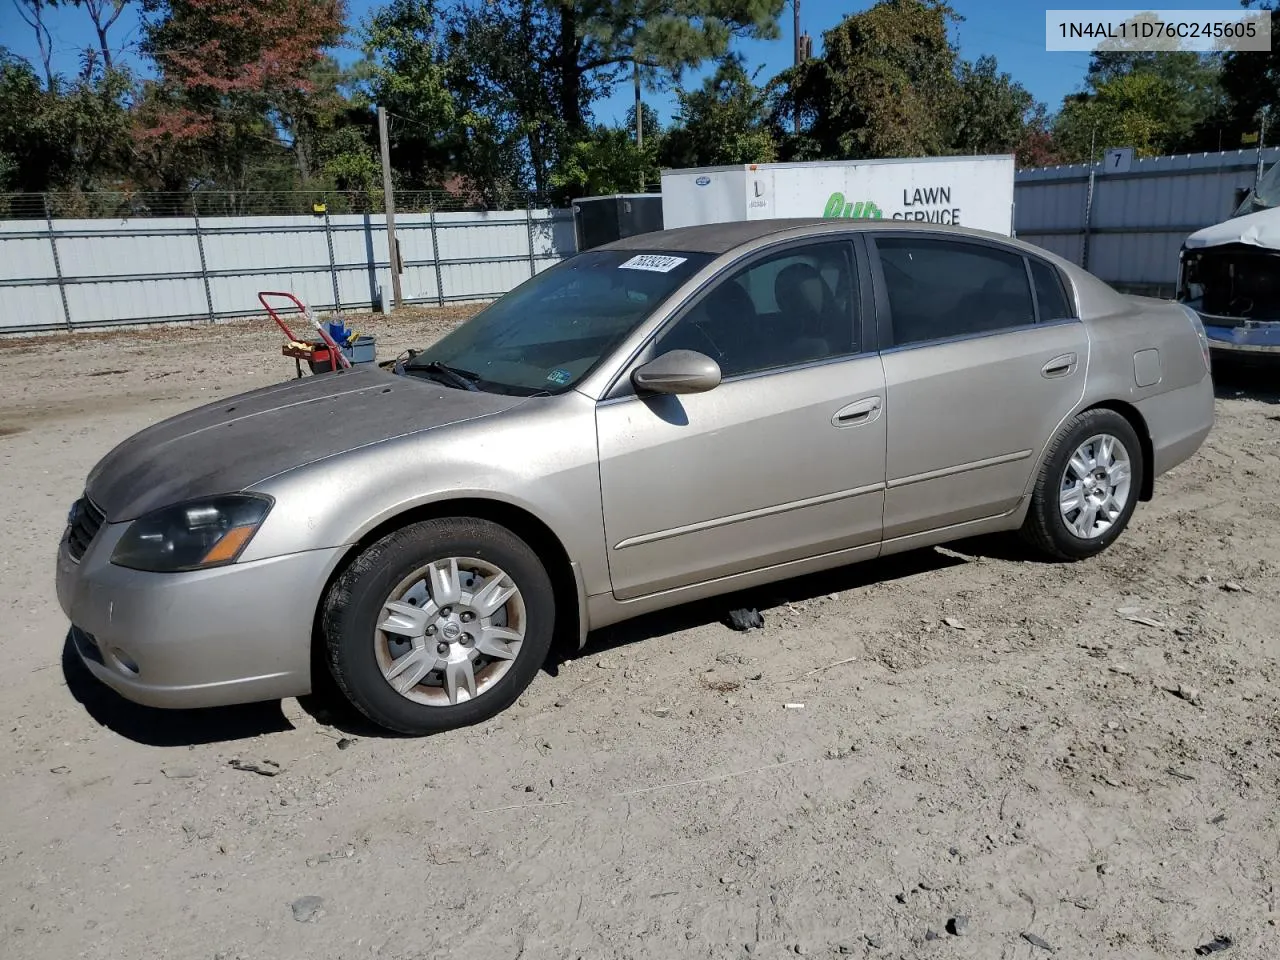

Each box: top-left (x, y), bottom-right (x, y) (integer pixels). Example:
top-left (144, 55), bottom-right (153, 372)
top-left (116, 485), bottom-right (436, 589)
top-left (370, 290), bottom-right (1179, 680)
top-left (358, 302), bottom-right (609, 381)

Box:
top-left (322, 518), bottom-right (555, 735)
top-left (1020, 409), bottom-right (1144, 561)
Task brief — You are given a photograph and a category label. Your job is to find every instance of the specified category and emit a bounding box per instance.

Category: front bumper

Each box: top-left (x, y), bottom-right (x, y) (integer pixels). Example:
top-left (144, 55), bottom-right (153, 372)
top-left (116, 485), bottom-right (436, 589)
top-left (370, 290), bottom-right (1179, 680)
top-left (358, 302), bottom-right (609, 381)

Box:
top-left (1203, 320), bottom-right (1280, 356)
top-left (55, 516), bottom-right (344, 710)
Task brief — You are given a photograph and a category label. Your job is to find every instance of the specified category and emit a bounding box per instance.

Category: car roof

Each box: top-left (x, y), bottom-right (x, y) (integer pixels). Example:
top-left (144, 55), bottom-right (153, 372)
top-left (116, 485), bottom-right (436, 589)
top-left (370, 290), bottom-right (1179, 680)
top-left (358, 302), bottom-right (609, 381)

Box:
top-left (598, 217), bottom-right (1019, 255)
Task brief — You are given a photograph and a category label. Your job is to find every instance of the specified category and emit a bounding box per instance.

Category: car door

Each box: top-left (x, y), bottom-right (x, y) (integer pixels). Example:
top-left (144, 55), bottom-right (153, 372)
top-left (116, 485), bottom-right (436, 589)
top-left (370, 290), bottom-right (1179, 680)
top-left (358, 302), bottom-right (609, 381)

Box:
top-left (869, 234), bottom-right (1089, 543)
top-left (595, 238), bottom-right (888, 601)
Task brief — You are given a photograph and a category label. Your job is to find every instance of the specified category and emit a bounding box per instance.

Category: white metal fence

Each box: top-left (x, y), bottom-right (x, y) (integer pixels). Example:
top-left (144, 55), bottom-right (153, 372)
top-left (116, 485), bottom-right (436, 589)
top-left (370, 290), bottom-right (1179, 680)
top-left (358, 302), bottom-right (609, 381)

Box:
top-left (0, 206), bottom-right (576, 333)
top-left (1014, 147), bottom-right (1280, 295)
top-left (4, 148), bottom-right (1279, 333)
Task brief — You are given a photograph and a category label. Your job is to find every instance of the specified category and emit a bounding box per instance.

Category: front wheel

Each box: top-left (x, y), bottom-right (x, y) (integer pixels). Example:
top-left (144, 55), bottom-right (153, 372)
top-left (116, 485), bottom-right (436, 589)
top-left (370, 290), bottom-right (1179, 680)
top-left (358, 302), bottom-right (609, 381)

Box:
top-left (322, 518), bottom-right (556, 735)
top-left (1020, 409), bottom-right (1145, 561)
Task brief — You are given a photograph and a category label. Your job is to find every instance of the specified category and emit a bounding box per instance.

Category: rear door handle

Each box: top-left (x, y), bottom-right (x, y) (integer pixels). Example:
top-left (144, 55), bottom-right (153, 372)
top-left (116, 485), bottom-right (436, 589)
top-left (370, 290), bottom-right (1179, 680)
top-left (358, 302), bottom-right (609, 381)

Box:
top-left (832, 396), bottom-right (883, 427)
top-left (1041, 353), bottom-right (1078, 378)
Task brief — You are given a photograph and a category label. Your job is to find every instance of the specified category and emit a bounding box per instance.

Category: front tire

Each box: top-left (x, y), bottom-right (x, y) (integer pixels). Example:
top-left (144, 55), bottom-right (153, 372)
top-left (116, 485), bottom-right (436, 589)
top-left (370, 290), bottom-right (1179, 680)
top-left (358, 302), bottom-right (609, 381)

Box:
top-left (1020, 409), bottom-right (1144, 561)
top-left (322, 518), bottom-right (555, 735)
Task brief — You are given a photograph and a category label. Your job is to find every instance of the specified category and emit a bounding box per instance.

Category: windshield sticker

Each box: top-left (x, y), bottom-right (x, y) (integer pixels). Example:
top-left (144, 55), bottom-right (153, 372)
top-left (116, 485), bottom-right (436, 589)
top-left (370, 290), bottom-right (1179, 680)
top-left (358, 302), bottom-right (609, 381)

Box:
top-left (619, 254), bottom-right (688, 273)
top-left (546, 368), bottom-right (573, 385)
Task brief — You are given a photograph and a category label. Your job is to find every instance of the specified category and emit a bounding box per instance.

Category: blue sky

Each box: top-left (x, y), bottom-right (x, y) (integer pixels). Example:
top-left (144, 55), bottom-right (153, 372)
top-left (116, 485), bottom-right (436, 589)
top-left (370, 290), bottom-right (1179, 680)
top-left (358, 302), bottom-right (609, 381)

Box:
top-left (0, 1), bottom-right (1232, 126)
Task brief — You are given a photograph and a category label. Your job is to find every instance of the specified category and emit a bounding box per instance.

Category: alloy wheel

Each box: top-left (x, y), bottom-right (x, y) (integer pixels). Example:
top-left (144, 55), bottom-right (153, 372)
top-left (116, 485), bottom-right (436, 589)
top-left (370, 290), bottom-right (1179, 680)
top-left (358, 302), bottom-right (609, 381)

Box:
top-left (373, 557), bottom-right (526, 706)
top-left (1059, 433), bottom-right (1133, 540)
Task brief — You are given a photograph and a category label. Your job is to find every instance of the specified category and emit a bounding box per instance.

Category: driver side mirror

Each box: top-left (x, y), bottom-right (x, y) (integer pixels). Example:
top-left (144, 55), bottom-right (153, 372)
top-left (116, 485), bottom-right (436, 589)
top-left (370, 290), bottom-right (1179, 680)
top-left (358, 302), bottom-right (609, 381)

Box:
top-left (631, 349), bottom-right (722, 395)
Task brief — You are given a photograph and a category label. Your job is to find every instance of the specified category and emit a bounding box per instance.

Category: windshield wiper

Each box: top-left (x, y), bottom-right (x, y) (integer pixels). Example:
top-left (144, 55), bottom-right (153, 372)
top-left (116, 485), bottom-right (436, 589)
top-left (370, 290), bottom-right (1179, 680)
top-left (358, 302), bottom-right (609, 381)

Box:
top-left (412, 361), bottom-right (481, 391)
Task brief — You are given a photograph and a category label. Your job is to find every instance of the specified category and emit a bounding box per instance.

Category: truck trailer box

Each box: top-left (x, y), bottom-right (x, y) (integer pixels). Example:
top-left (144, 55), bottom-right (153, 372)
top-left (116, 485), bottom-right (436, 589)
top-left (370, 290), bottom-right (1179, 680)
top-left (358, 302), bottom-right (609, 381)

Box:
top-left (571, 193), bottom-right (665, 251)
top-left (660, 155), bottom-right (1016, 236)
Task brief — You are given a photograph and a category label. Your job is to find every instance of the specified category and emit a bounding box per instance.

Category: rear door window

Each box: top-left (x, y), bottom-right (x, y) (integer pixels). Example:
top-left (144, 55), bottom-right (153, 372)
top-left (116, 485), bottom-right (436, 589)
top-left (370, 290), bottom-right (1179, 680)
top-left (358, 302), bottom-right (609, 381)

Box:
top-left (875, 237), bottom-right (1036, 347)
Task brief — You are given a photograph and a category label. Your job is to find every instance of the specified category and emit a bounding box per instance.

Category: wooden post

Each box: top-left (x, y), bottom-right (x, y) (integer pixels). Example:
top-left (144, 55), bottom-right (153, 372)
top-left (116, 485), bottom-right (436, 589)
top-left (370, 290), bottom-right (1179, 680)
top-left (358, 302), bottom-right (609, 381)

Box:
top-left (377, 105), bottom-right (403, 310)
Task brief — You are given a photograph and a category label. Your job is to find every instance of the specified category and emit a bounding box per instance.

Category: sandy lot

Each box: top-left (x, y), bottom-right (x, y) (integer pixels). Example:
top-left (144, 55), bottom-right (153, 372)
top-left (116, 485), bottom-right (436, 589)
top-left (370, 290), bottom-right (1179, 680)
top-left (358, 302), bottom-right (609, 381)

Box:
top-left (0, 312), bottom-right (1277, 960)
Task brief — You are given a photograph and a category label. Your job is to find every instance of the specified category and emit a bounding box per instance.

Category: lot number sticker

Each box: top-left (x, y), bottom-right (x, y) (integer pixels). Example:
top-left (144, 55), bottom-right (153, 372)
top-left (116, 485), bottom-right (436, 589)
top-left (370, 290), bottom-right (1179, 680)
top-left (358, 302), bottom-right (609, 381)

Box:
top-left (619, 254), bottom-right (688, 273)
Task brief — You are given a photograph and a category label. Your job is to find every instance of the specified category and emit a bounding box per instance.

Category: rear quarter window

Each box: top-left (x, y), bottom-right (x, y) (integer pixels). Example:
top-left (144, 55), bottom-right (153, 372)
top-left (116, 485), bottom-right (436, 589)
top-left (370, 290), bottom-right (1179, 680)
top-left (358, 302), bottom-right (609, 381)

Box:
top-left (1029, 259), bottom-right (1074, 321)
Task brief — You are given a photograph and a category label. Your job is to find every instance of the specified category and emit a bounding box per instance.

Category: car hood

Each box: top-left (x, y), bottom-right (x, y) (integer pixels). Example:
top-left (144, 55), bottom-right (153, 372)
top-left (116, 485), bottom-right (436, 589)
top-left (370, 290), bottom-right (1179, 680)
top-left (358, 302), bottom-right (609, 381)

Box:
top-left (85, 366), bottom-right (530, 521)
top-left (1183, 206), bottom-right (1280, 252)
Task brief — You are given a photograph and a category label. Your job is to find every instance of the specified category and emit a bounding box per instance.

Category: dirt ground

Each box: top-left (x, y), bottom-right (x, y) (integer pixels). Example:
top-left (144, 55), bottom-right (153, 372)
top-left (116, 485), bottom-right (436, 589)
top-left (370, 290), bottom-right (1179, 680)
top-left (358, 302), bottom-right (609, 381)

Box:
top-left (1, 310), bottom-right (1277, 960)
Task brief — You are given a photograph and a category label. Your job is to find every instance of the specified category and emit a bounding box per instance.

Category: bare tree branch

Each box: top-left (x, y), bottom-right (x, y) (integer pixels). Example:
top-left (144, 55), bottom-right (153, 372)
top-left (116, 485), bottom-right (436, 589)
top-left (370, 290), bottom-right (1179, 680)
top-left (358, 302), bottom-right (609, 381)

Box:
top-left (82, 0), bottom-right (129, 71)
top-left (11, 0), bottom-right (56, 88)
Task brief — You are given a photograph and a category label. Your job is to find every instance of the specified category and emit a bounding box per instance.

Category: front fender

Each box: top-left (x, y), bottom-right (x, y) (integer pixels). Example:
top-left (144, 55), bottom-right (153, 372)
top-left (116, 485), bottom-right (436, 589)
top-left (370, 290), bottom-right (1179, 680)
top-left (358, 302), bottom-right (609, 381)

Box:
top-left (237, 394), bottom-right (610, 597)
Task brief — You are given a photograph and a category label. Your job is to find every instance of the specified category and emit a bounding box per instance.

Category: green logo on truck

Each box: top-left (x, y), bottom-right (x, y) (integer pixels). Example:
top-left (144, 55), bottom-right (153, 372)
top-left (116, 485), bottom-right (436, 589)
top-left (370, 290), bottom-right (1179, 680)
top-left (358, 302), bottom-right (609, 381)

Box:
top-left (823, 192), bottom-right (883, 219)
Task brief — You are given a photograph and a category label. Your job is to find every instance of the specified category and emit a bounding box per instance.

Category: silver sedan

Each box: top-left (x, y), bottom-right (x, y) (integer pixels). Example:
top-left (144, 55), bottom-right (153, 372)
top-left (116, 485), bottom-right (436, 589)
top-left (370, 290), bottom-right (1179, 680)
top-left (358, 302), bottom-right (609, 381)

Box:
top-left (56, 218), bottom-right (1215, 734)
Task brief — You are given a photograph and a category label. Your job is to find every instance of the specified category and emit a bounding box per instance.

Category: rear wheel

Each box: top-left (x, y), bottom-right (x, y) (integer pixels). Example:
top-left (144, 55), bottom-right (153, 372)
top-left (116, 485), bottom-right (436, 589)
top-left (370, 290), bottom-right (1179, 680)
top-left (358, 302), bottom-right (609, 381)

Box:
top-left (1021, 409), bottom-right (1144, 561)
top-left (322, 518), bottom-right (555, 735)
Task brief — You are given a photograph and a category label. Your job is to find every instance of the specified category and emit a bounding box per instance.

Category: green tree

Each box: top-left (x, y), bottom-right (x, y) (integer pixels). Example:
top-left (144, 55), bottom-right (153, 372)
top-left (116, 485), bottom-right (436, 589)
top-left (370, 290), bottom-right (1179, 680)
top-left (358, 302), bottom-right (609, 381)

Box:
top-left (1053, 71), bottom-right (1185, 161)
top-left (52, 66), bottom-right (137, 192)
top-left (0, 54), bottom-right (48, 191)
top-left (315, 126), bottom-right (382, 198)
top-left (276, 56), bottom-right (377, 191)
top-left (625, 100), bottom-right (663, 147)
top-left (0, 50), bottom-right (136, 196)
top-left (770, 0), bottom-right (963, 160)
top-left (551, 124), bottom-right (658, 196)
top-left (361, 0), bottom-right (462, 191)
top-left (440, 0), bottom-right (564, 200)
top-left (1048, 12), bottom-right (1224, 160)
top-left (1214, 2), bottom-right (1277, 150)
top-left (660, 55), bottom-right (776, 167)
top-left (362, 0), bottom-right (780, 198)
top-left (953, 54), bottom-right (1037, 156)
top-left (555, 0), bottom-right (785, 135)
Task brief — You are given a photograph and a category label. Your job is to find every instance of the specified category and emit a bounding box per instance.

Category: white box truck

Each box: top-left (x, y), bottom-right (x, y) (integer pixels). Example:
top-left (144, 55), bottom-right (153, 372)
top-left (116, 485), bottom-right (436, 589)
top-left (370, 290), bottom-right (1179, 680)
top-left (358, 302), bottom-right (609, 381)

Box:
top-left (660, 155), bottom-right (1016, 236)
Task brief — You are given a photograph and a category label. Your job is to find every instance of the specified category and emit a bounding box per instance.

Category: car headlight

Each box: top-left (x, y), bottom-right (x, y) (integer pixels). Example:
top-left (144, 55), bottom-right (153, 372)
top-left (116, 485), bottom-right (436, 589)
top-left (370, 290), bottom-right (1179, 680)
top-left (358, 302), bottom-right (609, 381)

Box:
top-left (110, 494), bottom-right (273, 573)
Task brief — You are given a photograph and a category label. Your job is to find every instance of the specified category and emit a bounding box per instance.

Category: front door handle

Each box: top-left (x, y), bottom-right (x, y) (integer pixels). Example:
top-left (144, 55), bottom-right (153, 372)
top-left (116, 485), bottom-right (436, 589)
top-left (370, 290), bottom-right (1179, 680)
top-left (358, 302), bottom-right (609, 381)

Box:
top-left (1042, 353), bottom-right (1078, 378)
top-left (832, 396), bottom-right (883, 427)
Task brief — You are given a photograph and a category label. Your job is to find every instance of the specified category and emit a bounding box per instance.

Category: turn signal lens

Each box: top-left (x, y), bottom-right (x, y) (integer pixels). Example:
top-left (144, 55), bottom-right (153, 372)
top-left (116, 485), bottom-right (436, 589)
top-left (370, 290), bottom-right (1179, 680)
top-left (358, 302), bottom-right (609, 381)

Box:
top-left (200, 524), bottom-right (260, 564)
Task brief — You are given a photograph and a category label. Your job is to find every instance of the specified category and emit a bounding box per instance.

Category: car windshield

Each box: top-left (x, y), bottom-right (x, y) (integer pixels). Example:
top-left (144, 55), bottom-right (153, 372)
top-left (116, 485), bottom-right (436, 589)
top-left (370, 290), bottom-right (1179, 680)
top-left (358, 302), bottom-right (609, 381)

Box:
top-left (1233, 160), bottom-right (1280, 217)
top-left (404, 248), bottom-right (712, 395)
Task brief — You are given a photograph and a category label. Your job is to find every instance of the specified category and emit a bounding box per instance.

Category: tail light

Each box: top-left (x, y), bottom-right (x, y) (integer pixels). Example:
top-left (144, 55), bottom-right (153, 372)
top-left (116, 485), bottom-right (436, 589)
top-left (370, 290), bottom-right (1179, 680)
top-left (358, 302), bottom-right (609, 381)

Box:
top-left (1177, 303), bottom-right (1212, 373)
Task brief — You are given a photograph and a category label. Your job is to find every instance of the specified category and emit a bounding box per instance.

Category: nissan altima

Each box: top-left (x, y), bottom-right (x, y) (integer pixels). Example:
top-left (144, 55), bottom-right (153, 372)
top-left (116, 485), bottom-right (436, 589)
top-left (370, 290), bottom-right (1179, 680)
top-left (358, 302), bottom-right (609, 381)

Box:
top-left (56, 218), bottom-right (1215, 734)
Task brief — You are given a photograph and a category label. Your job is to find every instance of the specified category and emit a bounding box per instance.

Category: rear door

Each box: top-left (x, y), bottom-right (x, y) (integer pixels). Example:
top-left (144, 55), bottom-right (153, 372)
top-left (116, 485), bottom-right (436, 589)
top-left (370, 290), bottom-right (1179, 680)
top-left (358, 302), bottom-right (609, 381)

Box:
top-left (868, 233), bottom-right (1088, 542)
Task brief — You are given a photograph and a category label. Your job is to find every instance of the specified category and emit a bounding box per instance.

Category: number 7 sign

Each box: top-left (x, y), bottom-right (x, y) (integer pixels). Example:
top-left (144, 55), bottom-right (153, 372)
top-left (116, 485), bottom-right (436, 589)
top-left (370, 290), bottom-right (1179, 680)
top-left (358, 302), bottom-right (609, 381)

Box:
top-left (1103, 147), bottom-right (1134, 174)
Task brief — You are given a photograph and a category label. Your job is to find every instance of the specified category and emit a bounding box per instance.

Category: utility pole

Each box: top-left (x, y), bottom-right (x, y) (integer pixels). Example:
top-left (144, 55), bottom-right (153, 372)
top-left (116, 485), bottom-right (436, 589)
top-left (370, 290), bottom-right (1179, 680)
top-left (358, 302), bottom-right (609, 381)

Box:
top-left (793, 0), bottom-right (801, 66)
top-left (634, 58), bottom-right (643, 150)
top-left (634, 58), bottom-right (645, 192)
top-left (376, 105), bottom-right (402, 311)
top-left (793, 0), bottom-right (803, 135)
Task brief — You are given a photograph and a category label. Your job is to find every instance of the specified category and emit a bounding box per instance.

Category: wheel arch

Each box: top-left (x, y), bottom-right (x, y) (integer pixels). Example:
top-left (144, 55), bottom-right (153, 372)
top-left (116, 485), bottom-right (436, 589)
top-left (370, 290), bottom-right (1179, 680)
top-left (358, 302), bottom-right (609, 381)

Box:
top-left (1026, 398), bottom-right (1157, 505)
top-left (1079, 399), bottom-right (1156, 502)
top-left (310, 498), bottom-right (586, 686)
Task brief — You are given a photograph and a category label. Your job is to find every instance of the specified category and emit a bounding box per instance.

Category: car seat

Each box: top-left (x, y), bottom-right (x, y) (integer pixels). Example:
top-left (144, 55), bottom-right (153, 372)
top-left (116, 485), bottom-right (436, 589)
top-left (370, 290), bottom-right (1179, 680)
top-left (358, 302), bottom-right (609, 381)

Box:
top-left (774, 262), bottom-right (835, 363)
